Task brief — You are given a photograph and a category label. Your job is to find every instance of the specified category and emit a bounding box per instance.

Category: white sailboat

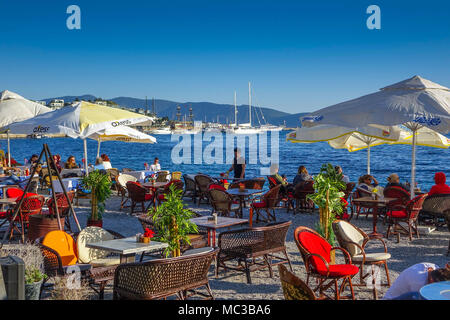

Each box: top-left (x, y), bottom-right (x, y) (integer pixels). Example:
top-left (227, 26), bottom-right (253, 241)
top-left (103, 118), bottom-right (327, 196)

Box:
top-left (227, 82), bottom-right (262, 134)
top-left (150, 127), bottom-right (172, 134)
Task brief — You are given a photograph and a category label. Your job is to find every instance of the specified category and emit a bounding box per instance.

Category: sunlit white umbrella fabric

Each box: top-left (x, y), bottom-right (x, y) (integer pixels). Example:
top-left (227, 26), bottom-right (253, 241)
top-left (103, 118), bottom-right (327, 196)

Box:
top-left (0, 90), bottom-right (52, 165)
top-left (300, 75), bottom-right (450, 197)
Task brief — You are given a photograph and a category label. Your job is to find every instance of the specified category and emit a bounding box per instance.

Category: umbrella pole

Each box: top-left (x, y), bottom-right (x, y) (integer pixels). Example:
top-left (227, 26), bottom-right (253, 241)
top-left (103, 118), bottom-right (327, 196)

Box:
top-left (96, 139), bottom-right (101, 158)
top-left (6, 131), bottom-right (11, 167)
top-left (367, 145), bottom-right (371, 175)
top-left (83, 139), bottom-right (89, 175)
top-left (411, 129), bottom-right (417, 198)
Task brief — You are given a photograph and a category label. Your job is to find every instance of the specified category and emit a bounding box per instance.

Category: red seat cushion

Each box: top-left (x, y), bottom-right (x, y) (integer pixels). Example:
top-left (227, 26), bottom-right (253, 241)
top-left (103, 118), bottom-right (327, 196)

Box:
top-left (251, 201), bottom-right (267, 208)
top-left (209, 184), bottom-right (226, 191)
top-left (6, 188), bottom-right (24, 199)
top-left (0, 212), bottom-right (7, 219)
top-left (145, 193), bottom-right (154, 201)
top-left (387, 210), bottom-right (407, 218)
top-left (317, 264), bottom-right (359, 277)
top-left (299, 231), bottom-right (331, 270)
top-left (157, 194), bottom-right (166, 201)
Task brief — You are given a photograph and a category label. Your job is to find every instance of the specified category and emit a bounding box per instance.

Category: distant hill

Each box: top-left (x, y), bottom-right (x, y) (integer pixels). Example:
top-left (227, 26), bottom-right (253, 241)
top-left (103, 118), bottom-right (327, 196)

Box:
top-left (42, 95), bottom-right (307, 127)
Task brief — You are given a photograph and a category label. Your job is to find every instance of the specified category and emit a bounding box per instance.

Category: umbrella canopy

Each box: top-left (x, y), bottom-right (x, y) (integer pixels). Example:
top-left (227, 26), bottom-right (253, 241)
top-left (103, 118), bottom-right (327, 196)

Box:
top-left (300, 75), bottom-right (450, 197)
top-left (88, 126), bottom-right (157, 158)
top-left (0, 90), bottom-right (52, 166)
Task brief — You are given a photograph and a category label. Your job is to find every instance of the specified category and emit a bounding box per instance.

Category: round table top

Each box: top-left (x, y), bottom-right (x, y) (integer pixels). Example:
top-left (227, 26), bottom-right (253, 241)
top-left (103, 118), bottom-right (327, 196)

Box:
top-left (420, 281), bottom-right (450, 300)
top-left (226, 188), bottom-right (262, 196)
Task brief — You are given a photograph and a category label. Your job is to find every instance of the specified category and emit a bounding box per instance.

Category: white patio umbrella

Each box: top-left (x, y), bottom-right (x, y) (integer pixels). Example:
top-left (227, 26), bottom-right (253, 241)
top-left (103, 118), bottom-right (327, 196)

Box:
top-left (88, 126), bottom-right (157, 158)
top-left (301, 75), bottom-right (450, 197)
top-left (6, 101), bottom-right (153, 173)
top-left (0, 90), bottom-right (52, 166)
top-left (286, 124), bottom-right (403, 174)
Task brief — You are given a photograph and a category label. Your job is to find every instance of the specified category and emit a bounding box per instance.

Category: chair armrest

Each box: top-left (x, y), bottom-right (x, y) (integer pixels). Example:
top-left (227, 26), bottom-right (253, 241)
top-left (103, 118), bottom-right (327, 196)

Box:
top-left (330, 246), bottom-right (353, 264)
top-left (38, 243), bottom-right (65, 277)
top-left (364, 236), bottom-right (389, 253)
top-left (305, 253), bottom-right (330, 277)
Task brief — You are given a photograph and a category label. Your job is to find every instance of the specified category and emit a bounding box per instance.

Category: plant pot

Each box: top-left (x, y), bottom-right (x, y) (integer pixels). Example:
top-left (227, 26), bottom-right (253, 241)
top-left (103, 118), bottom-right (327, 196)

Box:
top-left (87, 219), bottom-right (103, 228)
top-left (28, 214), bottom-right (65, 242)
top-left (25, 279), bottom-right (43, 300)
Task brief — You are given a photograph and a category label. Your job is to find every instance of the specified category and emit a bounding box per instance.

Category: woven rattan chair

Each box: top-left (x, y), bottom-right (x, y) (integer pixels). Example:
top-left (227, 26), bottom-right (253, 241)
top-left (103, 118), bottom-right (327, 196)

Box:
top-left (385, 194), bottom-right (427, 243)
top-left (117, 174), bottom-right (137, 210)
top-left (182, 174), bottom-right (197, 202)
top-left (6, 194), bottom-right (45, 240)
top-left (156, 171), bottom-right (170, 182)
top-left (106, 168), bottom-right (120, 192)
top-left (45, 191), bottom-right (75, 231)
top-left (156, 180), bottom-right (184, 206)
top-left (195, 174), bottom-right (215, 205)
top-left (250, 185), bottom-right (281, 223)
top-left (332, 220), bottom-right (391, 299)
top-left (351, 187), bottom-right (373, 219)
top-left (278, 264), bottom-right (319, 300)
top-left (241, 178), bottom-right (265, 190)
top-left (171, 171), bottom-right (182, 180)
top-left (266, 176), bottom-right (294, 212)
top-left (216, 221), bottom-right (292, 284)
top-left (292, 181), bottom-right (315, 214)
top-left (294, 226), bottom-right (359, 300)
top-left (420, 193), bottom-right (450, 227)
top-left (126, 181), bottom-right (155, 215)
top-left (209, 188), bottom-right (241, 218)
top-left (113, 247), bottom-right (219, 300)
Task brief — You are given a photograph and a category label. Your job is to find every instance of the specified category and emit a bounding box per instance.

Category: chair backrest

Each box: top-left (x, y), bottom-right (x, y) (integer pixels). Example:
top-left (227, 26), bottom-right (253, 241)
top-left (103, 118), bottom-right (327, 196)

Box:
top-left (252, 220), bottom-right (291, 251)
top-left (408, 194), bottom-right (428, 221)
top-left (209, 188), bottom-right (232, 213)
top-left (267, 176), bottom-right (279, 188)
top-left (41, 230), bottom-right (78, 266)
top-left (6, 187), bottom-right (24, 199)
top-left (194, 174), bottom-right (214, 192)
top-left (420, 193), bottom-right (450, 216)
top-left (18, 194), bottom-right (45, 216)
top-left (126, 181), bottom-right (147, 201)
top-left (183, 174), bottom-right (196, 192)
top-left (263, 184), bottom-right (281, 208)
top-left (242, 178), bottom-right (265, 190)
top-left (117, 174), bottom-right (138, 188)
top-left (354, 187), bottom-right (372, 198)
top-left (294, 226), bottom-right (331, 273)
top-left (163, 179), bottom-right (184, 193)
top-left (107, 168), bottom-right (120, 180)
top-left (384, 186), bottom-right (411, 208)
top-left (208, 183), bottom-right (226, 191)
top-left (343, 182), bottom-right (356, 200)
top-left (332, 220), bottom-right (367, 257)
top-left (122, 168), bottom-right (133, 173)
top-left (48, 191), bottom-right (75, 217)
top-left (278, 264), bottom-right (316, 300)
top-left (228, 181), bottom-right (241, 189)
top-left (76, 226), bottom-right (115, 263)
top-left (171, 171), bottom-right (182, 180)
top-left (113, 247), bottom-right (219, 300)
top-left (293, 181), bottom-right (315, 199)
top-left (156, 171), bottom-right (170, 182)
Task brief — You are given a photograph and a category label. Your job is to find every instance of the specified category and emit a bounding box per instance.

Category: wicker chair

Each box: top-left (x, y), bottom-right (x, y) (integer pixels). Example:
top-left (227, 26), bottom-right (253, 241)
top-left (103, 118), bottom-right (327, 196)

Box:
top-left (292, 181), bottom-right (315, 214)
top-left (266, 176), bottom-right (294, 212)
top-left (209, 188), bottom-right (241, 218)
top-left (126, 181), bottom-right (155, 215)
top-left (6, 194), bottom-right (46, 240)
top-left (171, 171), bottom-right (182, 180)
top-left (45, 191), bottom-right (76, 231)
top-left (351, 187), bottom-right (373, 219)
top-left (117, 174), bottom-right (137, 210)
top-left (106, 168), bottom-right (120, 192)
top-left (38, 228), bottom-right (125, 299)
top-left (241, 178), bottom-right (265, 190)
top-left (156, 171), bottom-right (170, 182)
top-left (383, 186), bottom-right (411, 221)
top-left (156, 180), bottom-right (184, 206)
top-left (195, 174), bottom-right (215, 205)
top-left (332, 220), bottom-right (391, 299)
top-left (182, 174), bottom-right (197, 202)
top-left (385, 194), bottom-right (427, 243)
top-left (250, 185), bottom-right (281, 223)
top-left (113, 247), bottom-right (219, 300)
top-left (294, 226), bottom-right (359, 300)
top-left (216, 221), bottom-right (292, 284)
top-left (278, 264), bottom-right (319, 300)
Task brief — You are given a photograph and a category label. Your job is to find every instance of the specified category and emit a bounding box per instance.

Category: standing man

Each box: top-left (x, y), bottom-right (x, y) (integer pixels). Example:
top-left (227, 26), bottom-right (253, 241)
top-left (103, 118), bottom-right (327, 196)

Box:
top-left (226, 148), bottom-right (246, 181)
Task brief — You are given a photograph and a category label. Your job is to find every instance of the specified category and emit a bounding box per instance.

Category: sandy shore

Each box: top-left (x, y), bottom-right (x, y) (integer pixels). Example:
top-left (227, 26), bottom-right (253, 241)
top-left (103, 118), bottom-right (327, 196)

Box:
top-left (67, 194), bottom-right (449, 300)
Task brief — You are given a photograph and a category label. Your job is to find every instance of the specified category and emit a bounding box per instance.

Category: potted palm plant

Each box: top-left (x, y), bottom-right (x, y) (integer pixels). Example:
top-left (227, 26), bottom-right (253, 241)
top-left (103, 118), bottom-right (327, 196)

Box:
top-left (150, 184), bottom-right (198, 257)
top-left (81, 170), bottom-right (112, 227)
top-left (307, 163), bottom-right (346, 262)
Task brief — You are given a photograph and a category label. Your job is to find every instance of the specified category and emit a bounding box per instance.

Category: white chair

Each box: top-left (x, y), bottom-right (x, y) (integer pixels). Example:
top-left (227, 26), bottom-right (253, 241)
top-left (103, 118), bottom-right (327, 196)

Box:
top-left (117, 174), bottom-right (138, 210)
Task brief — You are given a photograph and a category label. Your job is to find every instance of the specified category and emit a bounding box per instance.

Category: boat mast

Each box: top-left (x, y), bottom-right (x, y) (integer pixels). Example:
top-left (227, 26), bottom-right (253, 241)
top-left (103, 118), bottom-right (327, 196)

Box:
top-left (248, 82), bottom-right (252, 127)
top-left (234, 91), bottom-right (238, 127)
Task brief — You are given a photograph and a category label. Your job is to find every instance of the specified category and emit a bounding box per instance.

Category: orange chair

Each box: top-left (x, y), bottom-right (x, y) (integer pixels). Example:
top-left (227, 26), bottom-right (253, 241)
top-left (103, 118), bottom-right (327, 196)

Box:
top-left (41, 230), bottom-right (78, 266)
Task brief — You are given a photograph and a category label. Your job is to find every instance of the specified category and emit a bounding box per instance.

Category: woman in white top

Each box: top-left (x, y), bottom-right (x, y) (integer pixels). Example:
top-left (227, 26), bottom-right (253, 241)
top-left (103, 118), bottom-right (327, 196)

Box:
top-left (150, 157), bottom-right (161, 171)
top-left (100, 154), bottom-right (112, 170)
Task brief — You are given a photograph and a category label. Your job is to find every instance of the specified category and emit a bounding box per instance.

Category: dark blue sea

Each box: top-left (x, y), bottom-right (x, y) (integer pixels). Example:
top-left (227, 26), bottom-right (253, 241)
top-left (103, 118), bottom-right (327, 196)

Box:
top-left (2, 131), bottom-right (448, 192)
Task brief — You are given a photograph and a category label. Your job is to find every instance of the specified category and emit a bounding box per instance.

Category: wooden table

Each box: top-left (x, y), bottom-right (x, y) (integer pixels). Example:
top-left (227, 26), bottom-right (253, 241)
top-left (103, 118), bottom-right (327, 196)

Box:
top-left (85, 237), bottom-right (168, 263)
top-left (190, 216), bottom-right (248, 247)
top-left (226, 188), bottom-right (263, 216)
top-left (352, 196), bottom-right (396, 238)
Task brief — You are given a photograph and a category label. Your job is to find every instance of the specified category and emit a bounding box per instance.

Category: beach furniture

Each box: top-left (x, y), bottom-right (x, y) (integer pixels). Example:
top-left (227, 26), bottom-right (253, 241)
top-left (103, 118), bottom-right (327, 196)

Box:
top-left (117, 174), bottom-right (138, 209)
top-left (249, 185), bottom-right (281, 223)
top-left (385, 194), bottom-right (427, 243)
top-left (155, 179), bottom-right (184, 206)
top-left (156, 170), bottom-right (170, 182)
top-left (194, 174), bottom-right (215, 205)
top-left (294, 226), bottom-right (359, 300)
top-left (267, 176), bottom-right (295, 212)
top-left (113, 247), bottom-right (218, 300)
top-left (182, 174), bottom-right (197, 202)
top-left (227, 188), bottom-right (268, 220)
top-left (351, 187), bottom-right (373, 219)
top-left (215, 221), bottom-right (292, 284)
top-left (171, 171), bottom-right (182, 180)
top-left (126, 181), bottom-right (155, 215)
top-left (106, 168), bottom-right (120, 192)
top-left (278, 264), bottom-right (319, 300)
top-left (208, 188), bottom-right (240, 218)
top-left (43, 191), bottom-right (75, 231)
top-left (6, 194), bottom-right (45, 240)
top-left (292, 181), bottom-right (315, 214)
top-left (332, 220), bottom-right (391, 299)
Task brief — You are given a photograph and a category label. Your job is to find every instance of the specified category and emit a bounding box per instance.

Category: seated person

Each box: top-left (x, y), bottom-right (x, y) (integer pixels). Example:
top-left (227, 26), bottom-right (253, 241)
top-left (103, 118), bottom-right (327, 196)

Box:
top-left (292, 165), bottom-right (313, 186)
top-left (93, 157), bottom-right (106, 170)
top-left (335, 165), bottom-right (350, 183)
top-left (385, 173), bottom-right (408, 191)
top-left (50, 154), bottom-right (62, 173)
top-left (357, 174), bottom-right (379, 191)
top-left (428, 172), bottom-right (450, 196)
top-left (150, 157), bottom-right (161, 172)
top-left (29, 154), bottom-right (39, 167)
top-left (100, 154), bottom-right (112, 169)
top-left (64, 156), bottom-right (80, 169)
top-left (383, 262), bottom-right (450, 300)
top-left (270, 163), bottom-right (293, 194)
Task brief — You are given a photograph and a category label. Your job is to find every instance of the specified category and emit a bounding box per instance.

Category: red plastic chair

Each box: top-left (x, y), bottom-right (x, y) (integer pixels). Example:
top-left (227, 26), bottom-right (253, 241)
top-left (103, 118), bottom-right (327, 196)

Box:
top-left (385, 194), bottom-right (427, 242)
top-left (294, 226), bottom-right (359, 300)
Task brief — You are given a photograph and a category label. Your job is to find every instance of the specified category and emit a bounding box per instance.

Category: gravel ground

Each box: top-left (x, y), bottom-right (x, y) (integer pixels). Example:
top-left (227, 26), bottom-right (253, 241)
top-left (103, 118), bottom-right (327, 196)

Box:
top-left (67, 195), bottom-right (449, 300)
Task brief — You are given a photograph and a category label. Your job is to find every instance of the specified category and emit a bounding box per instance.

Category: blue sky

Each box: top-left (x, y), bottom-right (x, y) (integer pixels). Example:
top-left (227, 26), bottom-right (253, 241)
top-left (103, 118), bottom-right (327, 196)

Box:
top-left (0, 0), bottom-right (449, 113)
